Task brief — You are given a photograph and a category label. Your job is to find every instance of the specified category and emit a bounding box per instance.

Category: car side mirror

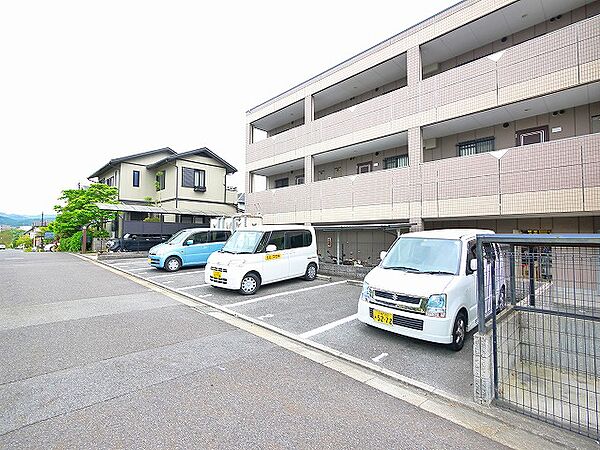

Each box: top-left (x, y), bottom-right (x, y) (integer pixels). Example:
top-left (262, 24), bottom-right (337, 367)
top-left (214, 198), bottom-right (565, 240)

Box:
top-left (186, 239), bottom-right (194, 246)
top-left (470, 259), bottom-right (478, 272)
top-left (266, 244), bottom-right (277, 253)
top-left (380, 251), bottom-right (387, 261)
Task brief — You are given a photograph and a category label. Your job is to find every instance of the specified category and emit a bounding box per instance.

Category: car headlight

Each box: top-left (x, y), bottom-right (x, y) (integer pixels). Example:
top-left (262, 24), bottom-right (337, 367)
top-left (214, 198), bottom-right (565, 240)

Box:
top-left (361, 282), bottom-right (374, 300)
top-left (426, 294), bottom-right (447, 318)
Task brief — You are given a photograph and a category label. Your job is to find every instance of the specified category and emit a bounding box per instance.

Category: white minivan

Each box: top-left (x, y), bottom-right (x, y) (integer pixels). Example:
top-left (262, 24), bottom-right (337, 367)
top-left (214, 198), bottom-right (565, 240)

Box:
top-left (357, 229), bottom-right (504, 351)
top-left (205, 225), bottom-right (318, 295)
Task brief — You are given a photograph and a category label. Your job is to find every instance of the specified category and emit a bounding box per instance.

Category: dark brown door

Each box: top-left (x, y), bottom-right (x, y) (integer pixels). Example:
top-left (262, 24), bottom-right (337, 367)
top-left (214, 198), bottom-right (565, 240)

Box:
top-left (516, 125), bottom-right (549, 146)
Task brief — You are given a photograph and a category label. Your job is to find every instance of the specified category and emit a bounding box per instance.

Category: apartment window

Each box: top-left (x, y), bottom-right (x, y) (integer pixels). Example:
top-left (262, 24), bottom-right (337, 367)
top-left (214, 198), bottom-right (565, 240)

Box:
top-left (132, 170), bottom-right (140, 187)
top-left (182, 167), bottom-right (206, 191)
top-left (357, 162), bottom-right (372, 174)
top-left (295, 175), bottom-right (305, 185)
top-left (458, 137), bottom-right (495, 156)
top-left (106, 176), bottom-right (115, 187)
top-left (383, 155), bottom-right (409, 169)
top-left (156, 171), bottom-right (165, 191)
top-left (274, 178), bottom-right (289, 188)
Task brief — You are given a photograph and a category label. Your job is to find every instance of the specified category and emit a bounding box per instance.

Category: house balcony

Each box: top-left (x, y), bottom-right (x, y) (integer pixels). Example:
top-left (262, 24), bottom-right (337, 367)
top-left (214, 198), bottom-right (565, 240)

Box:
top-left (245, 133), bottom-right (600, 224)
top-left (246, 14), bottom-right (600, 169)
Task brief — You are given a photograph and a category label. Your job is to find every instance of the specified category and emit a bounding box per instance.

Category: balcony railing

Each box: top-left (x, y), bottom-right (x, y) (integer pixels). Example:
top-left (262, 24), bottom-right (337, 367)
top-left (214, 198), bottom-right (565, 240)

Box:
top-left (247, 133), bottom-right (600, 223)
top-left (247, 15), bottom-right (600, 166)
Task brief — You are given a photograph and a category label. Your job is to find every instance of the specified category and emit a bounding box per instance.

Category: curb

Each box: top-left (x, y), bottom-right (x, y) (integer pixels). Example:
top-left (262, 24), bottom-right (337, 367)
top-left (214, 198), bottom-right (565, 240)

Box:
top-left (77, 253), bottom-right (594, 449)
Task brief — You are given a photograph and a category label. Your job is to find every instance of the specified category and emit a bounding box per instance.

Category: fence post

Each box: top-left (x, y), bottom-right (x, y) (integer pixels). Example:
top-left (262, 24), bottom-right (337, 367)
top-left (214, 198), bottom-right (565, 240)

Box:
top-left (476, 237), bottom-right (486, 334)
top-left (528, 246), bottom-right (535, 306)
top-left (509, 244), bottom-right (516, 305)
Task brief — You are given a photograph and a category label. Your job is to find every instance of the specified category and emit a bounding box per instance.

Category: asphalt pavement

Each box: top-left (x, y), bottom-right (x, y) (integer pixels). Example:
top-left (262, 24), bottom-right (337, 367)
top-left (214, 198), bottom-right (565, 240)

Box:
top-left (0, 250), bottom-right (512, 448)
top-left (100, 257), bottom-right (475, 400)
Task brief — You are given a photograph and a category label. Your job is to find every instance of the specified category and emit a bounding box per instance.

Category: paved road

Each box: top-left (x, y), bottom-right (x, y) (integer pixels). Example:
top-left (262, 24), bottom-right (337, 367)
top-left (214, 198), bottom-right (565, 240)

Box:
top-left (0, 250), bottom-right (506, 449)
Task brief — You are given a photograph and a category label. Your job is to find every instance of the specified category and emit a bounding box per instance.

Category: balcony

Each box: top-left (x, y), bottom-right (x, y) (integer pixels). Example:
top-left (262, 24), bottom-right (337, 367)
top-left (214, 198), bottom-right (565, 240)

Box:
top-left (246, 133), bottom-right (600, 223)
top-left (247, 14), bottom-right (600, 168)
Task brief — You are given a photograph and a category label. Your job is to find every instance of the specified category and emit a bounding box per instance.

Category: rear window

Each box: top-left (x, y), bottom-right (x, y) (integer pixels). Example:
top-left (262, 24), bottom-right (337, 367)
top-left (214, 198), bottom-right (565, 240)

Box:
top-left (210, 230), bottom-right (230, 242)
top-left (285, 230), bottom-right (312, 249)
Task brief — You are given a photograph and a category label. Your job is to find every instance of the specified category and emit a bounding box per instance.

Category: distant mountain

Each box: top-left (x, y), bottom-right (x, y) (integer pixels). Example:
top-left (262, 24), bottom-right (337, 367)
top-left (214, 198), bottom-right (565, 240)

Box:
top-left (0, 212), bottom-right (56, 227)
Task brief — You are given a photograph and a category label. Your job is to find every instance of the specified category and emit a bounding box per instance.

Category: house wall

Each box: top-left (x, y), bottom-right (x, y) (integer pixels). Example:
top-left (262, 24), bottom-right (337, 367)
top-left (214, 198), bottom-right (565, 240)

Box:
top-left (118, 162), bottom-right (156, 202)
top-left (175, 156), bottom-right (228, 204)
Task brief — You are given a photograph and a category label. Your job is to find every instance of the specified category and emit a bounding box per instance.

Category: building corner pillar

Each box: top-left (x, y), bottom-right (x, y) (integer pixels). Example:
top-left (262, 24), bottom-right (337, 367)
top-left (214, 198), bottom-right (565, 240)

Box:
top-left (407, 46), bottom-right (422, 86)
top-left (304, 95), bottom-right (314, 123)
top-left (303, 155), bottom-right (314, 184)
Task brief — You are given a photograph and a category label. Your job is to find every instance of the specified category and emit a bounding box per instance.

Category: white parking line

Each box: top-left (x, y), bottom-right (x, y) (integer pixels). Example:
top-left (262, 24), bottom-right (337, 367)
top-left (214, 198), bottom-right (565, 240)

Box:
top-left (147, 270), bottom-right (205, 279)
top-left (299, 313), bottom-right (358, 339)
top-left (226, 281), bottom-right (347, 308)
top-left (371, 352), bottom-right (389, 363)
top-left (177, 284), bottom-right (209, 290)
top-left (127, 267), bottom-right (154, 272)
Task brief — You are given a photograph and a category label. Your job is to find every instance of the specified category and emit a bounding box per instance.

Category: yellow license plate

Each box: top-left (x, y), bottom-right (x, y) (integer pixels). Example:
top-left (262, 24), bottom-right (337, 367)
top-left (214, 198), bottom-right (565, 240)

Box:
top-left (212, 271), bottom-right (222, 279)
top-left (148, 258), bottom-right (152, 263)
top-left (372, 309), bottom-right (393, 325)
top-left (265, 253), bottom-right (281, 261)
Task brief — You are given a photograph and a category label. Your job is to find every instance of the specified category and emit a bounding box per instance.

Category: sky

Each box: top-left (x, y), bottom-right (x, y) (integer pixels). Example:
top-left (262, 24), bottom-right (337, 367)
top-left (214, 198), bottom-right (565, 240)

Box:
top-left (0, 0), bottom-right (460, 215)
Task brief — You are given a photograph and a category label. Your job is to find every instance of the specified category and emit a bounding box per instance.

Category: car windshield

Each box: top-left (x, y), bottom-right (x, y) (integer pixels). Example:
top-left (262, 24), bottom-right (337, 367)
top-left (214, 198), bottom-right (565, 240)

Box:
top-left (381, 237), bottom-right (462, 275)
top-left (166, 230), bottom-right (188, 245)
top-left (221, 230), bottom-right (264, 254)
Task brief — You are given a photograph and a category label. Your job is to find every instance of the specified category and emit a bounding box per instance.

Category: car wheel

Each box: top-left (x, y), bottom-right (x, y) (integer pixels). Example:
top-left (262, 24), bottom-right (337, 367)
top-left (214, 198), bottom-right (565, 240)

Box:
top-left (239, 273), bottom-right (260, 295)
top-left (449, 311), bottom-right (467, 352)
top-left (303, 263), bottom-right (317, 281)
top-left (164, 256), bottom-right (182, 272)
top-left (497, 285), bottom-right (506, 312)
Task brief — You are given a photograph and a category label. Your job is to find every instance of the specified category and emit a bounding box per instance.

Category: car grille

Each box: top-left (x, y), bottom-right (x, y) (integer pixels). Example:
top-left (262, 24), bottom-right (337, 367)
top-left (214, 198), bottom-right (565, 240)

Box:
top-left (369, 308), bottom-right (424, 331)
top-left (210, 266), bottom-right (228, 273)
top-left (210, 276), bottom-right (227, 284)
top-left (373, 290), bottom-right (421, 304)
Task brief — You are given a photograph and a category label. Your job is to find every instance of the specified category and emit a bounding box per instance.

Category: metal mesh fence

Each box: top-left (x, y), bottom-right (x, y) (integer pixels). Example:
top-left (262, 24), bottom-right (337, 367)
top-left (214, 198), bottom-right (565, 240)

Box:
top-left (477, 235), bottom-right (600, 439)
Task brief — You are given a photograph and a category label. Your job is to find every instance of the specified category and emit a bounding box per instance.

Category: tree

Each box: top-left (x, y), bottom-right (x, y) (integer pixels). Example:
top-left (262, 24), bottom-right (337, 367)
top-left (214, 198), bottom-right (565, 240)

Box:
top-left (0, 229), bottom-right (23, 248)
top-left (14, 234), bottom-right (32, 249)
top-left (53, 183), bottom-right (118, 240)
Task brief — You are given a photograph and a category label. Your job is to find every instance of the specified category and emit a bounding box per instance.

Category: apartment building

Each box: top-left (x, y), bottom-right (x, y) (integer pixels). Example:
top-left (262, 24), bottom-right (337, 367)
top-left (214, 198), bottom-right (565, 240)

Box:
top-left (245, 0), bottom-right (600, 265)
top-left (88, 147), bottom-right (238, 237)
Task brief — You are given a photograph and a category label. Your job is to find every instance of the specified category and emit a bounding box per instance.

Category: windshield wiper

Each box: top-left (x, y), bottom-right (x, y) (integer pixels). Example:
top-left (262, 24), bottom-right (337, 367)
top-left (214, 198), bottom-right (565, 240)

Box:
top-left (385, 266), bottom-right (420, 272)
top-left (420, 270), bottom-right (455, 275)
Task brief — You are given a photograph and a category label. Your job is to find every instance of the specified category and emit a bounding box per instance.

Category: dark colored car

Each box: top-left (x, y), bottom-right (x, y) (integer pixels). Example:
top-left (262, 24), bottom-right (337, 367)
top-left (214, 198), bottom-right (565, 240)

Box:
top-left (107, 233), bottom-right (169, 252)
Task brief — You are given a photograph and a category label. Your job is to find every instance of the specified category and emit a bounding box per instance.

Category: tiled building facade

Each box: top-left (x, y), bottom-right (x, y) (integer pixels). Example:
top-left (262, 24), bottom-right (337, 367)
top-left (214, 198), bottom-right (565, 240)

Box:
top-left (245, 0), bottom-right (600, 264)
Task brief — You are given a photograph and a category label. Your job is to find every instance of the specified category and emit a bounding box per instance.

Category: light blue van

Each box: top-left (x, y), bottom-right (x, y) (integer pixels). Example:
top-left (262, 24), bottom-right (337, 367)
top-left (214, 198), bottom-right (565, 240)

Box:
top-left (148, 228), bottom-right (231, 272)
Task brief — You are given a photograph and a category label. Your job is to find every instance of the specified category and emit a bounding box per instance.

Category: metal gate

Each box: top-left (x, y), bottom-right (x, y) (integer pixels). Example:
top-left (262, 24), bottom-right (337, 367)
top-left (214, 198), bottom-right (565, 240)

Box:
top-left (476, 234), bottom-right (600, 439)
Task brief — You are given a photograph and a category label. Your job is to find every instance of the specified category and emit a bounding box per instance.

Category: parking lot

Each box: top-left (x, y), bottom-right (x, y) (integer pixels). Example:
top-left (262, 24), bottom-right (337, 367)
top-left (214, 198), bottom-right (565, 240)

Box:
top-left (102, 258), bottom-right (475, 400)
